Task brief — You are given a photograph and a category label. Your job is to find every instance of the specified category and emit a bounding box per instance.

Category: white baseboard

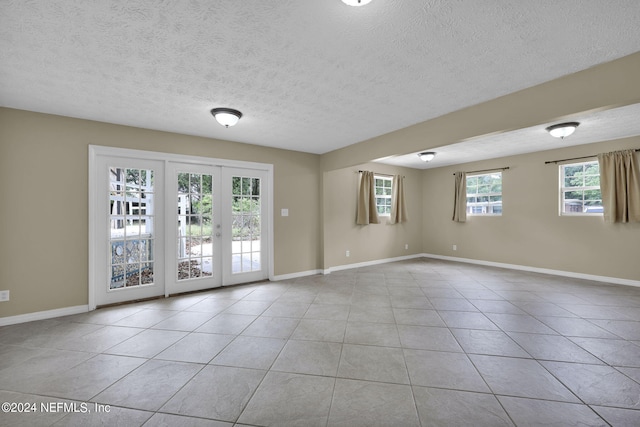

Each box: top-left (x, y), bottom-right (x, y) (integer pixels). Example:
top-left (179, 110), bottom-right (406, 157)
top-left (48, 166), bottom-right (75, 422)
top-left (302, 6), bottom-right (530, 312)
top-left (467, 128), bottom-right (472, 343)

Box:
top-left (271, 269), bottom-right (323, 281)
top-left (0, 305), bottom-right (89, 327)
top-left (4, 254), bottom-right (636, 327)
top-left (422, 253), bottom-right (640, 288)
top-left (323, 254), bottom-right (425, 275)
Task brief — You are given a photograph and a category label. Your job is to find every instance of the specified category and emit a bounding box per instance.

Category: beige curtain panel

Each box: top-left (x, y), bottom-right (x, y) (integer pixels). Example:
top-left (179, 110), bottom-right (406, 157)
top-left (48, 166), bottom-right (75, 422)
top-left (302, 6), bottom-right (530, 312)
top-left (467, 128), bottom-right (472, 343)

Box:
top-left (452, 171), bottom-right (467, 222)
top-left (597, 149), bottom-right (640, 223)
top-left (356, 171), bottom-right (380, 225)
top-left (390, 174), bottom-right (408, 224)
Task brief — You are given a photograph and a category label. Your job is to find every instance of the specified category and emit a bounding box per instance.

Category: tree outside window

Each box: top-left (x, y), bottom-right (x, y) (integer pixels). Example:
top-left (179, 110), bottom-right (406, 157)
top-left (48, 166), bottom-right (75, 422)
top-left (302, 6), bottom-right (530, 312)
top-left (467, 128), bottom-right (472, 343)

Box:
top-left (374, 176), bottom-right (393, 216)
top-left (466, 172), bottom-right (502, 215)
top-left (560, 161), bottom-right (602, 214)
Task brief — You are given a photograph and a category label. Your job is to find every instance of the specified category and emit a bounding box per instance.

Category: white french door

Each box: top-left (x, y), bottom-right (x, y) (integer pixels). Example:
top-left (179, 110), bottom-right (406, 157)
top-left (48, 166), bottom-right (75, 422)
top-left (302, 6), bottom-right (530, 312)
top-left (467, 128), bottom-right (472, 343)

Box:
top-left (165, 164), bottom-right (222, 294)
top-left (164, 165), bottom-right (270, 294)
top-left (93, 155), bottom-right (166, 306)
top-left (223, 167), bottom-right (269, 286)
top-left (89, 146), bottom-right (272, 309)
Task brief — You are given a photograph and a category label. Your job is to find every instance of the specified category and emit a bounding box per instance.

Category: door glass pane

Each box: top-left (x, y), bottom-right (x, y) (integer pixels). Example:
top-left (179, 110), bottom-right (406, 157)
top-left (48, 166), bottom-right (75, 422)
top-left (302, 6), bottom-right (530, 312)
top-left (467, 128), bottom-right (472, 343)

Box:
top-left (109, 167), bottom-right (155, 289)
top-left (177, 172), bottom-right (213, 281)
top-left (232, 175), bottom-right (261, 274)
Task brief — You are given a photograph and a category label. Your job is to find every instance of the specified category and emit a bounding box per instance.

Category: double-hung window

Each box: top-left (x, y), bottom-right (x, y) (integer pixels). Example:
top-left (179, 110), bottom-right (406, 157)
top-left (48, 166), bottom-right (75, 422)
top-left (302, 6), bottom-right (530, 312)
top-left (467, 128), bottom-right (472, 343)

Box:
top-left (374, 175), bottom-right (392, 216)
top-left (560, 161), bottom-right (602, 215)
top-left (466, 172), bottom-right (502, 215)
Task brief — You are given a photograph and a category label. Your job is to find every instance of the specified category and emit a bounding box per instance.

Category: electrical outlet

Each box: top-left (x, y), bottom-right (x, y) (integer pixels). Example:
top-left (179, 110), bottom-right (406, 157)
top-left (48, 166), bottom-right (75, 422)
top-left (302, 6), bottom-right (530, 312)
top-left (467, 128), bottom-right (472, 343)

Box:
top-left (0, 290), bottom-right (9, 302)
top-left (346, 250), bottom-right (350, 257)
top-left (405, 244), bottom-right (409, 250)
top-left (452, 245), bottom-right (457, 251)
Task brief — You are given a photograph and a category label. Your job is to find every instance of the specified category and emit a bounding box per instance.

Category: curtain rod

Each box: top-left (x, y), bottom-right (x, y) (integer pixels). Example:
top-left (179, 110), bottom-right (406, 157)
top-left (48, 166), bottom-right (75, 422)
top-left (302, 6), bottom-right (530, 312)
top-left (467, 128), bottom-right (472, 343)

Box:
top-left (452, 166), bottom-right (510, 176)
top-left (545, 149), bottom-right (640, 165)
top-left (357, 170), bottom-right (405, 178)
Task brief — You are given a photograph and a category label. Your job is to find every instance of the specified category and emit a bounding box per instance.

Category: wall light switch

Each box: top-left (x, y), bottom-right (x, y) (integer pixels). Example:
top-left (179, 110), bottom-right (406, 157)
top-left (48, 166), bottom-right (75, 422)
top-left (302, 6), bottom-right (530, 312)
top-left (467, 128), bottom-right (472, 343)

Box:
top-left (281, 209), bottom-right (289, 217)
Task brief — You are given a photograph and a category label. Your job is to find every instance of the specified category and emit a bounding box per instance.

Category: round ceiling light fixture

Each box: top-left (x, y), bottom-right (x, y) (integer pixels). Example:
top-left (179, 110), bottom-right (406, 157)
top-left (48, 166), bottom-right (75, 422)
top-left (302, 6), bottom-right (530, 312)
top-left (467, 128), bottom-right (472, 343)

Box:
top-left (341, 0), bottom-right (372, 6)
top-left (210, 108), bottom-right (243, 128)
top-left (546, 122), bottom-right (579, 139)
top-left (418, 152), bottom-right (436, 162)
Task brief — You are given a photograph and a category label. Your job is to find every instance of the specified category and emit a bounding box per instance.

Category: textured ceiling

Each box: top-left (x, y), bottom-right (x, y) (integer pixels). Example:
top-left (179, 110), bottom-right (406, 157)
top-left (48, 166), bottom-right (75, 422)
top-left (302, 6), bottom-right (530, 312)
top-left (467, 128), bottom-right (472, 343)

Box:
top-left (377, 103), bottom-right (640, 169)
top-left (2, 1), bottom-right (640, 159)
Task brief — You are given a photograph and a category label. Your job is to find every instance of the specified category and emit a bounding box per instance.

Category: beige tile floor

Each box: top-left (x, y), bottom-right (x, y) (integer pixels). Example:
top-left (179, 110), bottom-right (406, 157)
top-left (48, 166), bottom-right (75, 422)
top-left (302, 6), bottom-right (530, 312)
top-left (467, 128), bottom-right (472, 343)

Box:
top-left (1, 258), bottom-right (640, 426)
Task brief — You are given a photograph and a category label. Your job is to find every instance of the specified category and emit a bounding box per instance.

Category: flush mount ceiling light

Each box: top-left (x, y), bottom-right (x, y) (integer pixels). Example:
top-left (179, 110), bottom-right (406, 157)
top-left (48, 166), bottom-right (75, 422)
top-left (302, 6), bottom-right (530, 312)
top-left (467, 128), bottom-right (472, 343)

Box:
top-left (418, 152), bottom-right (436, 162)
top-left (546, 122), bottom-right (580, 139)
top-left (341, 0), bottom-right (372, 6)
top-left (210, 108), bottom-right (243, 128)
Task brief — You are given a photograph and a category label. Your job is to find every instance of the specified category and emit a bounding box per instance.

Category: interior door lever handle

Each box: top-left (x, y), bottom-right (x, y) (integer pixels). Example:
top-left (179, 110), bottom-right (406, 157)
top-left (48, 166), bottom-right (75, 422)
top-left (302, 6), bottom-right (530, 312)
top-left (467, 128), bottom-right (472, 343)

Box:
top-left (215, 232), bottom-right (221, 237)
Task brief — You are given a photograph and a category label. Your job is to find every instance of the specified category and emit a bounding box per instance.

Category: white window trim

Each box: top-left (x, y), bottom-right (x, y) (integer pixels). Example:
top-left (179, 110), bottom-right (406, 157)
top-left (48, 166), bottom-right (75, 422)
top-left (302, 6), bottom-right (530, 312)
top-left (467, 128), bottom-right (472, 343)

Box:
top-left (466, 172), bottom-right (503, 216)
top-left (374, 175), bottom-right (393, 217)
top-left (559, 160), bottom-right (603, 217)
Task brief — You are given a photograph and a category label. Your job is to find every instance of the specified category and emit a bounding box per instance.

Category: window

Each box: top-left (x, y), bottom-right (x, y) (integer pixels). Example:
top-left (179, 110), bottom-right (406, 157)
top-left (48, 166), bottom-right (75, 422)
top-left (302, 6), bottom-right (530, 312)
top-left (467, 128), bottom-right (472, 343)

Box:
top-left (560, 161), bottom-right (602, 215)
top-left (374, 176), bottom-right (392, 215)
top-left (466, 172), bottom-right (502, 215)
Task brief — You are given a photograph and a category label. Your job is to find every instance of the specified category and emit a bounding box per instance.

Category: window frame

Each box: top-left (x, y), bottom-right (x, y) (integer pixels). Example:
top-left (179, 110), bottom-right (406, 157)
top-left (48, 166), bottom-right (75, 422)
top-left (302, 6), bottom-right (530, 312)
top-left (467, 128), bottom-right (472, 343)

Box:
top-left (559, 160), bottom-right (603, 216)
top-left (374, 175), bottom-right (393, 217)
top-left (466, 172), bottom-right (503, 216)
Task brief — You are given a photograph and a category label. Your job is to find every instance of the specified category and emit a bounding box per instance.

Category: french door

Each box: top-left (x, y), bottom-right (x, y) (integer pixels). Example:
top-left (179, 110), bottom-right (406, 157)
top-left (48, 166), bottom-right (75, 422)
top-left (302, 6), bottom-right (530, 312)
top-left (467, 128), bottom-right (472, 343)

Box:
top-left (93, 156), bottom-right (166, 306)
top-left (165, 164), bottom-right (222, 294)
top-left (222, 167), bottom-right (269, 286)
top-left (90, 147), bottom-right (271, 309)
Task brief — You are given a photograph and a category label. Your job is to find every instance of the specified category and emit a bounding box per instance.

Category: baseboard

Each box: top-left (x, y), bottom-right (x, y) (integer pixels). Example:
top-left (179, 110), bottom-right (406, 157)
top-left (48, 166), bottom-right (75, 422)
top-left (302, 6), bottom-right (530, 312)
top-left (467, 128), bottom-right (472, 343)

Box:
top-left (0, 305), bottom-right (89, 327)
top-left (422, 253), bottom-right (640, 288)
top-left (271, 269), bottom-right (323, 281)
top-left (3, 255), bottom-right (635, 327)
top-left (323, 253), bottom-right (425, 275)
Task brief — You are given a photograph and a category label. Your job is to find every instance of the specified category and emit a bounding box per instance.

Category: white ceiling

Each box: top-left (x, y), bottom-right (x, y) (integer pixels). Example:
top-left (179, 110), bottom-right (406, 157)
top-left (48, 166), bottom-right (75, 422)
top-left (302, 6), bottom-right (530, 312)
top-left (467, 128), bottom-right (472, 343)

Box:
top-left (377, 103), bottom-right (640, 169)
top-left (2, 1), bottom-right (640, 163)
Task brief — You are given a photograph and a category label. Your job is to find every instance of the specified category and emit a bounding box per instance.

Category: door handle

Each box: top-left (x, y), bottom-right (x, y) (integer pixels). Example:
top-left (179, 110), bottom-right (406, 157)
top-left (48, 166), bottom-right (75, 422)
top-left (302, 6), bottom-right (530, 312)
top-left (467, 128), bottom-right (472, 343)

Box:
top-left (215, 232), bottom-right (221, 237)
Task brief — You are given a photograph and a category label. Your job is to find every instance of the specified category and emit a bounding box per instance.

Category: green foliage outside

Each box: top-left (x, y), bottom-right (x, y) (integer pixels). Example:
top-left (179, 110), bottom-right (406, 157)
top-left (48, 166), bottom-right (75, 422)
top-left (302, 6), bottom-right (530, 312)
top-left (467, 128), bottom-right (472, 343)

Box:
top-left (466, 173), bottom-right (502, 207)
top-left (125, 168), bottom-right (153, 188)
top-left (178, 173), bottom-right (261, 240)
top-left (562, 162), bottom-right (602, 207)
top-left (467, 174), bottom-right (502, 195)
top-left (375, 177), bottom-right (392, 215)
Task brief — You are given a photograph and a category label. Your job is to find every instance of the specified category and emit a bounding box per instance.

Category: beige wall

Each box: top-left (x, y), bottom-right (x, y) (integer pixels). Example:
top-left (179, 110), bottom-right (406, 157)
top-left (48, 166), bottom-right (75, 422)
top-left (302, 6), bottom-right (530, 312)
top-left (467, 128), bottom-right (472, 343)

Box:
top-left (323, 163), bottom-right (423, 270)
top-left (422, 137), bottom-right (640, 281)
top-left (0, 108), bottom-right (321, 317)
top-left (3, 51), bottom-right (640, 320)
